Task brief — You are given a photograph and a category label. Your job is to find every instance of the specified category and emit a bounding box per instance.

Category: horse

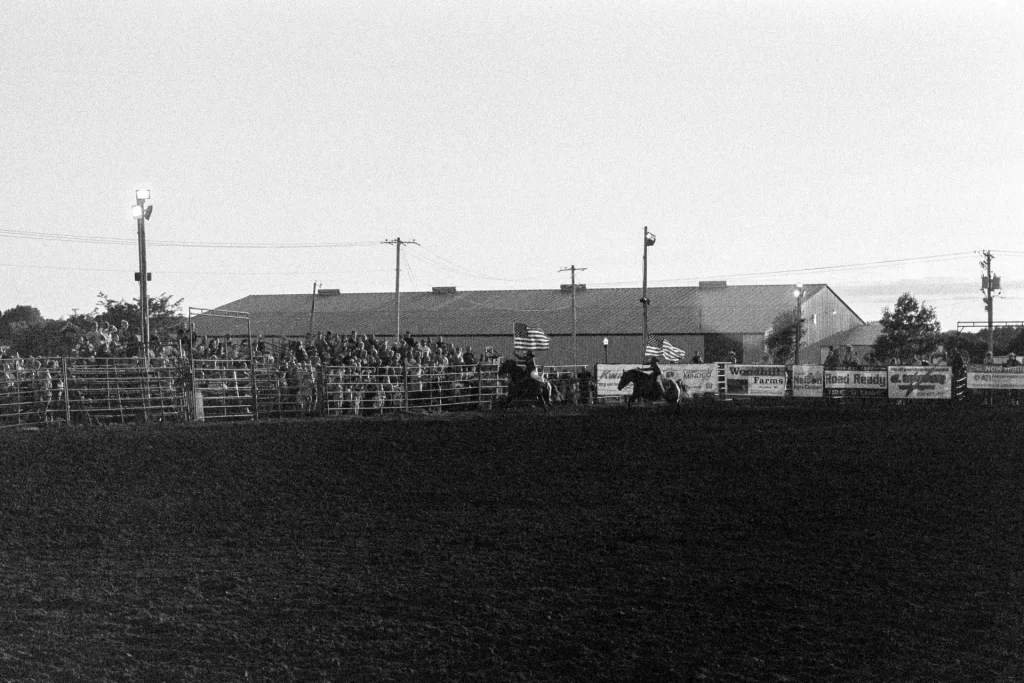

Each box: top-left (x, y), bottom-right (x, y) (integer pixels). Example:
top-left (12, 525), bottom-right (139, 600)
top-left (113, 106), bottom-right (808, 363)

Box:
top-left (498, 359), bottom-right (552, 410)
top-left (618, 368), bottom-right (686, 411)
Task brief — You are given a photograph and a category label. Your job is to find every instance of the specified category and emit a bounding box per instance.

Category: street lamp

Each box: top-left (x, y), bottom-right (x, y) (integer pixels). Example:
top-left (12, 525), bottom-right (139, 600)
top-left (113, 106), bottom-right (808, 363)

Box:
top-left (793, 283), bottom-right (804, 365)
top-left (603, 337), bottom-right (609, 364)
top-left (134, 190), bottom-right (153, 363)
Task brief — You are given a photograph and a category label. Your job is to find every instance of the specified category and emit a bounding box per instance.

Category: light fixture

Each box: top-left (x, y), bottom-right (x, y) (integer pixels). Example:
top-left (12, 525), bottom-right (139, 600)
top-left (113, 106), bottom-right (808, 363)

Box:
top-left (136, 189), bottom-right (151, 201)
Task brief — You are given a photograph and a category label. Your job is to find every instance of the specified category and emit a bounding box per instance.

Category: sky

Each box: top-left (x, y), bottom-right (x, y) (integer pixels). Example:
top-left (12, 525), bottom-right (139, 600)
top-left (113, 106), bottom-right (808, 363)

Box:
top-left (1, 1), bottom-right (1022, 332)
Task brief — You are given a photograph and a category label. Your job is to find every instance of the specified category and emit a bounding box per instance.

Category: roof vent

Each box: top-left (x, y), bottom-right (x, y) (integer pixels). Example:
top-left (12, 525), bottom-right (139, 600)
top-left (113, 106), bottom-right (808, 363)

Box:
top-left (698, 280), bottom-right (727, 289)
top-left (431, 286), bottom-right (457, 294)
top-left (317, 288), bottom-right (341, 296)
top-left (560, 284), bottom-right (586, 292)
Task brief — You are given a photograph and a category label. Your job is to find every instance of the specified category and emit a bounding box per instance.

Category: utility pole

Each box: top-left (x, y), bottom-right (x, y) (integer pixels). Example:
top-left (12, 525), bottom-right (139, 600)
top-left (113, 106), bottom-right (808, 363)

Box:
top-left (383, 238), bottom-right (419, 344)
top-left (559, 265), bottom-right (587, 366)
top-left (980, 250), bottom-right (1000, 355)
top-left (308, 281), bottom-right (320, 336)
top-left (793, 284), bottom-right (805, 365)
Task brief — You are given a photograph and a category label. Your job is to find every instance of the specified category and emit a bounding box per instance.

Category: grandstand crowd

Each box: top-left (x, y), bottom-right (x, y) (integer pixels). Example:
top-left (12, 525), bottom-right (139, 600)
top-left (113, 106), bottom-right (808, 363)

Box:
top-left (1, 323), bottom-right (598, 425)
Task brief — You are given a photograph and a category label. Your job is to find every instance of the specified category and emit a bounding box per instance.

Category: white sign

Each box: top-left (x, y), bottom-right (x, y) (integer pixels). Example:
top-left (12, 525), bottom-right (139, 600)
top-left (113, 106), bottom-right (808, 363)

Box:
top-left (595, 363), bottom-right (720, 398)
top-left (887, 366), bottom-right (951, 400)
top-left (661, 363), bottom-right (719, 397)
top-left (966, 364), bottom-right (1024, 390)
top-left (595, 364), bottom-right (639, 397)
top-left (792, 365), bottom-right (824, 398)
top-left (824, 369), bottom-right (888, 398)
top-left (724, 364), bottom-right (788, 397)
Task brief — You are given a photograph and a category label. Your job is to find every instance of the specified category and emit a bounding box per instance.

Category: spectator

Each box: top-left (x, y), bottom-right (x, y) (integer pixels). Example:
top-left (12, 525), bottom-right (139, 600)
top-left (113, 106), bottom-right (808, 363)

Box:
top-left (86, 321), bottom-right (105, 348)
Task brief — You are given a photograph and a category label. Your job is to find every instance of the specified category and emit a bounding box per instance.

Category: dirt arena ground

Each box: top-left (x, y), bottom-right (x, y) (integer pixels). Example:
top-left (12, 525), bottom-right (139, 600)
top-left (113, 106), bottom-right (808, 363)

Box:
top-left (0, 403), bottom-right (1021, 682)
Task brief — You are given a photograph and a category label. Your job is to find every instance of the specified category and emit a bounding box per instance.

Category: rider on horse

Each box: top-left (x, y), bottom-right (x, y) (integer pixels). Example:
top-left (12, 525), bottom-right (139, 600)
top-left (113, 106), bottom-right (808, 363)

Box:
top-left (646, 355), bottom-right (665, 400)
top-left (514, 349), bottom-right (542, 382)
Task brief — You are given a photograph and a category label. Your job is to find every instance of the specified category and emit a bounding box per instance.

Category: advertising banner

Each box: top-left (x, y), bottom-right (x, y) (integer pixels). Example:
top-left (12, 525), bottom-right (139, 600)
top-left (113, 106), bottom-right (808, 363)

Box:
top-left (595, 364), bottom-right (633, 397)
top-left (792, 365), bottom-right (824, 398)
top-left (724, 364), bottom-right (788, 397)
top-left (595, 363), bottom-right (720, 398)
top-left (661, 363), bottom-right (718, 397)
top-left (824, 368), bottom-right (888, 398)
top-left (966, 364), bottom-right (1024, 390)
top-left (887, 366), bottom-right (951, 400)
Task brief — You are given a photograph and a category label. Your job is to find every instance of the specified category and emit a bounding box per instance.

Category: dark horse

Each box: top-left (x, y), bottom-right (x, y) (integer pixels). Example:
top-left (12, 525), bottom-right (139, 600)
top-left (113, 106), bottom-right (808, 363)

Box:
top-left (498, 359), bottom-right (553, 409)
top-left (618, 368), bottom-right (685, 411)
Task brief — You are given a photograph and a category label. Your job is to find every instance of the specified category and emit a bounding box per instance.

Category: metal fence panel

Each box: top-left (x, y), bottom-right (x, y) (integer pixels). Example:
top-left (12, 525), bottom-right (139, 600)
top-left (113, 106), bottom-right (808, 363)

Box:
top-left (1, 359), bottom-right (65, 427)
top-left (66, 359), bottom-right (187, 424)
top-left (542, 364), bottom-right (596, 404)
top-left (191, 360), bottom-right (257, 421)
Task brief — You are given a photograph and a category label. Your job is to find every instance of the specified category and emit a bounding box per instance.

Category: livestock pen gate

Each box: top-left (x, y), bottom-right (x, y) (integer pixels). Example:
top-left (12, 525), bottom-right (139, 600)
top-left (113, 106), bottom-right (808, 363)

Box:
top-left (188, 307), bottom-right (259, 421)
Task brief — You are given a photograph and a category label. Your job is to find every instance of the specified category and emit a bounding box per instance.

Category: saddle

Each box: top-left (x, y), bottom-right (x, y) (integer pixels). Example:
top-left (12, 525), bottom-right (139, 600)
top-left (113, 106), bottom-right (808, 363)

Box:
top-left (643, 370), bottom-right (665, 399)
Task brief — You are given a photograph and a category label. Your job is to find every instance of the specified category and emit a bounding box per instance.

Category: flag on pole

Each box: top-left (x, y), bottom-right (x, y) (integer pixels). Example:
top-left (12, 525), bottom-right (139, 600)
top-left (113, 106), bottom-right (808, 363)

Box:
top-left (644, 337), bottom-right (686, 362)
top-left (513, 323), bottom-right (550, 350)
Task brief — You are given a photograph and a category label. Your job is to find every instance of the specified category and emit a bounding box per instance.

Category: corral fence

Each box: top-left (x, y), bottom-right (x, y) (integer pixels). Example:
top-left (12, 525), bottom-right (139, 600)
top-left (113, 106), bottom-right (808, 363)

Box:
top-left (0, 358), bottom-right (188, 427)
top-left (0, 359), bottom-right (595, 428)
top-left (3, 359), bottom-right (1016, 429)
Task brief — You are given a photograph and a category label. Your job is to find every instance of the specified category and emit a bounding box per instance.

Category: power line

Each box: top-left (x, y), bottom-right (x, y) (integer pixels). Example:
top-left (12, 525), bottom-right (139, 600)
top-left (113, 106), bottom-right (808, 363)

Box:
top-left (0, 261), bottom-right (390, 276)
top-left (0, 228), bottom-right (379, 249)
top-left (411, 246), bottom-right (547, 284)
top-left (589, 251), bottom-right (977, 287)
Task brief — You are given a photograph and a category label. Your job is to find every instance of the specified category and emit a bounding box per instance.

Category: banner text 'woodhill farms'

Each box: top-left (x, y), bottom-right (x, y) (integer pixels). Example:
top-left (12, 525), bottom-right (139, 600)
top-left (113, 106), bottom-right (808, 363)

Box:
top-left (726, 365), bottom-right (787, 397)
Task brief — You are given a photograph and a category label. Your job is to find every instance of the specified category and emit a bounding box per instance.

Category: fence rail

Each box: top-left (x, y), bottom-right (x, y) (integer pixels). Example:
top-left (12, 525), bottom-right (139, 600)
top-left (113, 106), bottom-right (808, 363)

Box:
top-left (2, 358), bottom-right (1017, 429)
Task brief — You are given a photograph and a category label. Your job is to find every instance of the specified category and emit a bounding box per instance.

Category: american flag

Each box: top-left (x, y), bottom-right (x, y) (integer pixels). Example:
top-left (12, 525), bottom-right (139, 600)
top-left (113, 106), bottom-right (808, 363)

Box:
top-left (513, 323), bottom-right (550, 350)
top-left (644, 337), bottom-right (686, 362)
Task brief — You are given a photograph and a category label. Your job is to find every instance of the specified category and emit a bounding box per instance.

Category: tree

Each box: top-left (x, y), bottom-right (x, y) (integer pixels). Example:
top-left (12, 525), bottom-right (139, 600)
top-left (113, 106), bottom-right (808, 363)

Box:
top-left (0, 305), bottom-right (44, 340)
top-left (873, 293), bottom-right (941, 364)
top-left (764, 309), bottom-right (805, 364)
top-left (2, 292), bottom-right (186, 358)
top-left (938, 330), bottom-right (989, 364)
top-left (7, 319), bottom-right (69, 357)
top-left (91, 291), bottom-right (186, 341)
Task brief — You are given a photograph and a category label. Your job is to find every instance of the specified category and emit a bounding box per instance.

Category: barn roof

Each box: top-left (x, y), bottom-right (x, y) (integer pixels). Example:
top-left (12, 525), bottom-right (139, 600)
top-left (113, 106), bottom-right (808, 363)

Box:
top-left (814, 322), bottom-right (884, 349)
top-left (196, 283), bottom-right (855, 338)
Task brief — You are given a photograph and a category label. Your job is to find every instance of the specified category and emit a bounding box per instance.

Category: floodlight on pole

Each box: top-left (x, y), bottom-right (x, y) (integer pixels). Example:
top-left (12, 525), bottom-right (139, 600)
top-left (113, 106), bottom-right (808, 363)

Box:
top-left (641, 226), bottom-right (655, 362)
top-left (603, 337), bottom-right (609, 364)
top-left (134, 189), bottom-right (153, 365)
